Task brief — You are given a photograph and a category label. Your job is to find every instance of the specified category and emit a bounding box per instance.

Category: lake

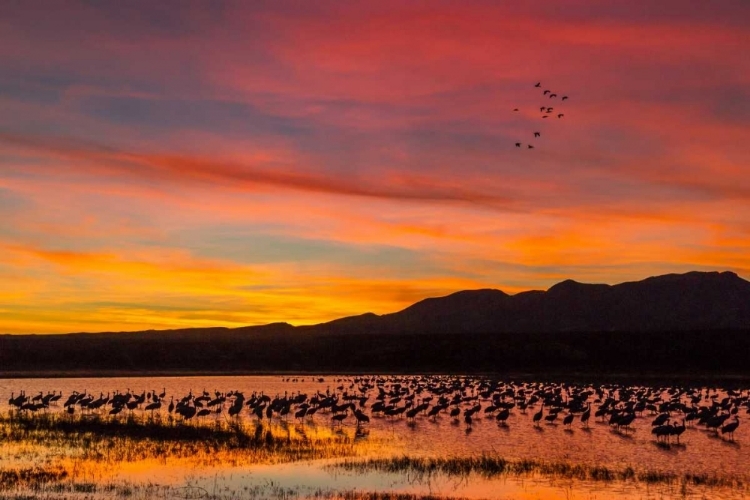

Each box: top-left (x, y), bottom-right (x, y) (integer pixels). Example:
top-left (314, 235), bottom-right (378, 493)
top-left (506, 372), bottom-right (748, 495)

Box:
top-left (1, 375), bottom-right (748, 500)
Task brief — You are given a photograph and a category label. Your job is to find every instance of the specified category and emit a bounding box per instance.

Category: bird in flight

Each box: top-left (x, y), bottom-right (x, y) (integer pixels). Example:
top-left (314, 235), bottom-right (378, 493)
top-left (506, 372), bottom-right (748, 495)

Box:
top-left (557, 113), bottom-right (564, 118)
top-left (528, 144), bottom-right (534, 149)
top-left (515, 142), bottom-right (521, 147)
top-left (513, 108), bottom-right (519, 111)
top-left (539, 106), bottom-right (546, 112)
top-left (546, 107), bottom-right (553, 113)
top-left (542, 115), bottom-right (548, 118)
top-left (534, 132), bottom-right (540, 137)
top-left (549, 93), bottom-right (557, 98)
top-left (543, 90), bottom-right (550, 95)
top-left (562, 96), bottom-right (569, 101)
top-left (535, 82), bottom-right (541, 87)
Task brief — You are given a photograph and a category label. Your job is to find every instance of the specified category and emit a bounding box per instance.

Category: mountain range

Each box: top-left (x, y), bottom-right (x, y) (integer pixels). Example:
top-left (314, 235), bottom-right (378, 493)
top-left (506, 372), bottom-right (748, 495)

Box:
top-left (270, 270), bottom-right (750, 336)
top-left (13, 270), bottom-right (750, 338)
top-left (3, 271), bottom-right (750, 377)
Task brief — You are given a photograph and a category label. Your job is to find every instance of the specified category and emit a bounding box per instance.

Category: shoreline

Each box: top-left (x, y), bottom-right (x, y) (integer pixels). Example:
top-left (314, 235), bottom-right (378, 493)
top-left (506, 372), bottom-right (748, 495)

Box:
top-left (3, 369), bottom-right (750, 385)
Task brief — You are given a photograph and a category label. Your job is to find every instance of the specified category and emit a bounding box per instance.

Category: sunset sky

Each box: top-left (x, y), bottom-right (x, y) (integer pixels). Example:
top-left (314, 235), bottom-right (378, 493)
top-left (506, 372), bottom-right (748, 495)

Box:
top-left (1, 1), bottom-right (749, 333)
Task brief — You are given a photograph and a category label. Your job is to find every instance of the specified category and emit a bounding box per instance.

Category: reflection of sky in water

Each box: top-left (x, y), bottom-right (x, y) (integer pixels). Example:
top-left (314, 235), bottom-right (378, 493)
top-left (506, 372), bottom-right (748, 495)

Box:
top-left (2, 375), bottom-right (749, 500)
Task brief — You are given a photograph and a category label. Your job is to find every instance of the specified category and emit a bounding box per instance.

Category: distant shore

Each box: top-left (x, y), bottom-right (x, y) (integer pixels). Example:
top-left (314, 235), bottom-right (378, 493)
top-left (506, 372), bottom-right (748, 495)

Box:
top-left (3, 369), bottom-right (750, 385)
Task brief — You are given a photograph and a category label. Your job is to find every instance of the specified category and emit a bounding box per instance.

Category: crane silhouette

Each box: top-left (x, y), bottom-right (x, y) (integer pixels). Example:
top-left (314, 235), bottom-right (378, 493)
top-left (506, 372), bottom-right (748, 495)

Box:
top-left (721, 416), bottom-right (740, 441)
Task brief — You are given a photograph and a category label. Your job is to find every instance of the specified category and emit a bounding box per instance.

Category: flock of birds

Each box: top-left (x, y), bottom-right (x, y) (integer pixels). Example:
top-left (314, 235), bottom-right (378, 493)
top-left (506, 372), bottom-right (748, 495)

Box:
top-left (6, 376), bottom-right (746, 444)
top-left (513, 81), bottom-right (570, 150)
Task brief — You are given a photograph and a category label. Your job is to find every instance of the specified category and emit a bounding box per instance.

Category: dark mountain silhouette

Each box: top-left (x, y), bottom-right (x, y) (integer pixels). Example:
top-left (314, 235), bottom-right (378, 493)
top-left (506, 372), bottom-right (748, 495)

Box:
top-left (2, 271), bottom-right (750, 378)
top-left (363, 270), bottom-right (750, 334)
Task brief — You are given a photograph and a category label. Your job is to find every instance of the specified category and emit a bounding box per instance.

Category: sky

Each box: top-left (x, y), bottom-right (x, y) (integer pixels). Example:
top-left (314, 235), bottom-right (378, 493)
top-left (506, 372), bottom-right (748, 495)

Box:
top-left (1, 1), bottom-right (749, 334)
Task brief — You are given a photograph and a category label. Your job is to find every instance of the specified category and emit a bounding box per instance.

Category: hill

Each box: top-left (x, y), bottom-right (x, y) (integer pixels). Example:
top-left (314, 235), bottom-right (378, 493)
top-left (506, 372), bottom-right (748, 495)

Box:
top-left (2, 271), bottom-right (750, 378)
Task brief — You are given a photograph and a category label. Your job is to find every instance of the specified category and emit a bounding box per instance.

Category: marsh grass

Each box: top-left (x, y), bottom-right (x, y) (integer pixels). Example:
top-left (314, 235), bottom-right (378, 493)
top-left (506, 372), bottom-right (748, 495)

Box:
top-left (335, 455), bottom-right (748, 490)
top-left (0, 411), bottom-right (360, 466)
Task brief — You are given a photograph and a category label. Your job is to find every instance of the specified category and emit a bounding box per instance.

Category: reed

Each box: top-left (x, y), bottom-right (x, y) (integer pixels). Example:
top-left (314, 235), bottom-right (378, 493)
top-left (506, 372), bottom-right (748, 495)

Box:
top-left (335, 455), bottom-right (748, 489)
top-left (0, 411), bottom-right (360, 465)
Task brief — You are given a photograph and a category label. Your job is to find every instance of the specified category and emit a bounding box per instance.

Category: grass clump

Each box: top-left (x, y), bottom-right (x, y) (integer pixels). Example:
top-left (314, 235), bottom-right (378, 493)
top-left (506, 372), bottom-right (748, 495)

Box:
top-left (335, 455), bottom-right (748, 489)
top-left (0, 411), bottom-right (360, 466)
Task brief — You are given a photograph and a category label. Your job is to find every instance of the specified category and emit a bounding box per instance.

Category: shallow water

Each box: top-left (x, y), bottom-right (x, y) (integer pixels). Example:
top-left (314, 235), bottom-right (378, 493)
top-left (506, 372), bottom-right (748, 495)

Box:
top-left (2, 375), bottom-right (749, 499)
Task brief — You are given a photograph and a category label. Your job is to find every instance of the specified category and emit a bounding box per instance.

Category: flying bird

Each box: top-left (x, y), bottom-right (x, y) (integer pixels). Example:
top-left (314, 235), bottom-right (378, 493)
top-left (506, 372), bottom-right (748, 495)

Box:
top-left (528, 144), bottom-right (534, 149)
top-left (515, 142), bottom-right (521, 147)
top-left (557, 114), bottom-right (564, 118)
top-left (542, 115), bottom-right (548, 118)
top-left (562, 96), bottom-right (568, 101)
top-left (513, 108), bottom-right (519, 111)
top-left (534, 132), bottom-right (540, 137)
top-left (535, 82), bottom-right (541, 87)
top-left (546, 107), bottom-right (553, 112)
top-left (543, 90), bottom-right (550, 95)
top-left (540, 106), bottom-right (546, 112)
top-left (549, 93), bottom-right (557, 98)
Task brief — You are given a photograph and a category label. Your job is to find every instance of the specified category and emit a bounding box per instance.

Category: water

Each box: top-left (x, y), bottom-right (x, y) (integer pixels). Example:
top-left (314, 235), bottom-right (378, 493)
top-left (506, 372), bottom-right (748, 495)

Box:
top-left (2, 375), bottom-right (748, 499)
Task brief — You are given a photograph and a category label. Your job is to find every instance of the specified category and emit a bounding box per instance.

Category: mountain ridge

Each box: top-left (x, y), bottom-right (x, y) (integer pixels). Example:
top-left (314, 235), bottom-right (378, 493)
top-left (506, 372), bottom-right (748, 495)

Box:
top-left (3, 271), bottom-right (750, 377)
top-left (3, 270), bottom-right (750, 337)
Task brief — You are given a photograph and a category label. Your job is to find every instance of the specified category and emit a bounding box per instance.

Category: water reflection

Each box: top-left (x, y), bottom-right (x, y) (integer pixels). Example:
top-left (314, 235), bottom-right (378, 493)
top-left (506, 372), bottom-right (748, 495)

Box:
top-left (1, 375), bottom-right (749, 500)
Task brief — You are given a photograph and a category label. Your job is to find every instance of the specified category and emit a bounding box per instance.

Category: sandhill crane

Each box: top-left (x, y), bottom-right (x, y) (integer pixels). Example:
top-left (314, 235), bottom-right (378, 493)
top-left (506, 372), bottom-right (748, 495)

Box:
top-left (354, 409), bottom-right (370, 426)
top-left (535, 82), bottom-right (541, 87)
top-left (496, 408), bottom-right (510, 425)
top-left (581, 405), bottom-right (591, 428)
top-left (652, 421), bottom-right (672, 442)
top-left (563, 413), bottom-right (575, 427)
top-left (144, 400), bottom-right (161, 413)
top-left (332, 410), bottom-right (348, 426)
top-left (721, 416), bottom-right (740, 441)
top-left (670, 419), bottom-right (686, 443)
top-left (533, 405), bottom-right (544, 427)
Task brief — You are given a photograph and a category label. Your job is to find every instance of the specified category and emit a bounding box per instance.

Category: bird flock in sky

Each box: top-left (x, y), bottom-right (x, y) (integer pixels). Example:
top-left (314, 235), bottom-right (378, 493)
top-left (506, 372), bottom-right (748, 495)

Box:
top-left (513, 81), bottom-right (570, 150)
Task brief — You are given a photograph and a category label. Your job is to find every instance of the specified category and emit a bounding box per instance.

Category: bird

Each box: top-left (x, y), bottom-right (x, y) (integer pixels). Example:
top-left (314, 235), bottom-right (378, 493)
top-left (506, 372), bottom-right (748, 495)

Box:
top-left (515, 142), bottom-right (521, 147)
top-left (540, 106), bottom-right (546, 112)
top-left (549, 93), bottom-right (557, 98)
top-left (533, 405), bottom-right (544, 426)
top-left (528, 145), bottom-right (534, 149)
top-left (652, 422), bottom-right (672, 442)
top-left (542, 115), bottom-right (548, 119)
top-left (543, 90), bottom-right (550, 95)
top-left (332, 411), bottom-right (348, 426)
top-left (563, 413), bottom-right (575, 427)
top-left (534, 82), bottom-right (541, 87)
top-left (546, 107), bottom-right (553, 113)
top-left (496, 408), bottom-right (510, 425)
top-left (562, 96), bottom-right (568, 101)
top-left (513, 108), bottom-right (519, 111)
top-left (557, 114), bottom-right (564, 118)
top-left (581, 406), bottom-right (591, 428)
top-left (670, 420), bottom-right (686, 444)
top-left (721, 416), bottom-right (740, 441)
top-left (144, 400), bottom-right (161, 413)
top-left (534, 132), bottom-right (540, 138)
top-left (354, 409), bottom-right (370, 426)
